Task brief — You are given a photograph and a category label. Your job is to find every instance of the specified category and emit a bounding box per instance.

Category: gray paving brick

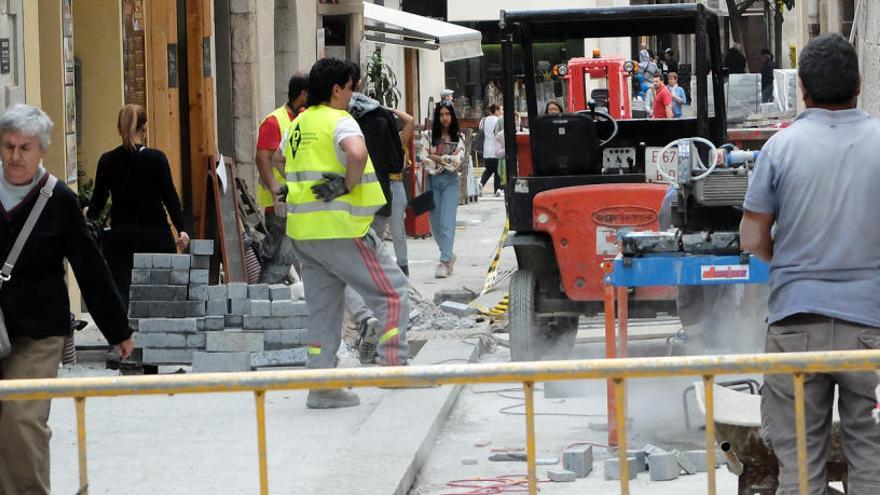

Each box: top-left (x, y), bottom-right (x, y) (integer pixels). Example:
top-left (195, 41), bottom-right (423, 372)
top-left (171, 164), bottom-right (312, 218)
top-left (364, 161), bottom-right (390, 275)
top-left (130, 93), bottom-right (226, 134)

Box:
top-left (439, 301), bottom-right (478, 317)
top-left (170, 254), bottom-right (191, 270)
top-left (546, 469), bottom-right (576, 482)
top-left (149, 270), bottom-right (171, 285)
top-left (243, 316), bottom-right (307, 330)
top-left (229, 298), bottom-right (251, 315)
top-left (137, 318), bottom-right (198, 333)
top-left (191, 254), bottom-right (210, 269)
top-left (196, 317), bottom-right (205, 331)
top-left (206, 300), bottom-right (229, 316)
top-left (190, 239), bottom-right (214, 255)
top-left (133, 253), bottom-right (152, 269)
top-left (270, 300), bottom-right (296, 317)
top-left (290, 301), bottom-right (309, 316)
top-left (648, 453), bottom-right (680, 481)
top-left (187, 332), bottom-right (206, 348)
top-left (562, 445), bottom-right (593, 478)
top-left (192, 351), bottom-right (251, 373)
top-left (131, 269), bottom-right (150, 285)
top-left (208, 285), bottom-right (227, 301)
top-left (135, 332), bottom-right (187, 348)
top-left (129, 301), bottom-right (206, 318)
top-left (205, 331), bottom-right (264, 352)
top-left (190, 269), bottom-right (209, 285)
top-left (204, 316), bottom-right (225, 331)
top-left (263, 329), bottom-right (308, 348)
top-left (268, 284), bottom-right (291, 301)
top-left (170, 270), bottom-right (190, 285)
top-left (250, 300), bottom-right (271, 316)
top-left (189, 284), bottom-right (209, 301)
top-left (225, 314), bottom-right (243, 328)
top-left (247, 284), bottom-right (270, 300)
top-left (129, 285), bottom-right (188, 302)
top-left (250, 348), bottom-right (307, 368)
top-left (142, 348), bottom-right (195, 364)
top-left (151, 254), bottom-right (172, 269)
top-left (603, 457), bottom-right (638, 481)
top-left (227, 282), bottom-right (247, 299)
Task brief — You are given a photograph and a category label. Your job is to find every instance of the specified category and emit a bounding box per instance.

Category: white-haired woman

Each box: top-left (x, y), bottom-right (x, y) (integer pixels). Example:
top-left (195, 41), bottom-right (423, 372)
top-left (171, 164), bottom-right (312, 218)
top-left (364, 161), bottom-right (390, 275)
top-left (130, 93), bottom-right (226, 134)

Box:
top-left (0, 104), bottom-right (132, 494)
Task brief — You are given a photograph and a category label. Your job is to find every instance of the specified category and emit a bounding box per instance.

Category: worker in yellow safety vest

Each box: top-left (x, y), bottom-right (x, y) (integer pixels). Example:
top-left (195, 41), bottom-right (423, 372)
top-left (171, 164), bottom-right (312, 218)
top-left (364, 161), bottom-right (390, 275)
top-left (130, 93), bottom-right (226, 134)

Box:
top-left (284, 58), bottom-right (409, 409)
top-left (255, 73), bottom-right (308, 284)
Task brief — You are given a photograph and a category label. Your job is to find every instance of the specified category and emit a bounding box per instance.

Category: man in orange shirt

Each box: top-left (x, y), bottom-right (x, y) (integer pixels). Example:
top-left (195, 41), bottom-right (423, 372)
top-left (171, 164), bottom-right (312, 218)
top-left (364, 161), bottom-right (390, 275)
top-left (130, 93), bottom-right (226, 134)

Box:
top-left (651, 74), bottom-right (673, 119)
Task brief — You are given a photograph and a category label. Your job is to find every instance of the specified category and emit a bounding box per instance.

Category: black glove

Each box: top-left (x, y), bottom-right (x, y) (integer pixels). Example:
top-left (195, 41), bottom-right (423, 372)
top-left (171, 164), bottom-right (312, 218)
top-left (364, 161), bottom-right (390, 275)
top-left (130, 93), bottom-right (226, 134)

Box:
top-left (311, 173), bottom-right (348, 202)
top-left (276, 184), bottom-right (288, 200)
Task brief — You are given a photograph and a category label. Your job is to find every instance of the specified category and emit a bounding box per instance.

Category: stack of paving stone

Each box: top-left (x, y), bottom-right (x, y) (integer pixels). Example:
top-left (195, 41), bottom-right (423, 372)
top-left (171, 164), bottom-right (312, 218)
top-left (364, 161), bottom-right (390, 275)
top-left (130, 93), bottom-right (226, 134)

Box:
top-left (128, 239), bottom-right (310, 372)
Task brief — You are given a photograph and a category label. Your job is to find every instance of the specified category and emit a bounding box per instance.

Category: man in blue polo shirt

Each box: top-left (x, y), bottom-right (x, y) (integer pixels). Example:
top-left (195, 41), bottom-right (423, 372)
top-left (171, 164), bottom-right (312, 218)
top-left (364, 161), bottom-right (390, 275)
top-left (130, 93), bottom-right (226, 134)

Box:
top-left (741, 34), bottom-right (880, 494)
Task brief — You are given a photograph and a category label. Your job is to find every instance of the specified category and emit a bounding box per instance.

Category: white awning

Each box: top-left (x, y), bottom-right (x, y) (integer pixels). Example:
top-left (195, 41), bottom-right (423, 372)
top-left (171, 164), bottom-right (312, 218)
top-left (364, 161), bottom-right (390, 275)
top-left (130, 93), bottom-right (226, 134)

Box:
top-left (362, 3), bottom-right (483, 62)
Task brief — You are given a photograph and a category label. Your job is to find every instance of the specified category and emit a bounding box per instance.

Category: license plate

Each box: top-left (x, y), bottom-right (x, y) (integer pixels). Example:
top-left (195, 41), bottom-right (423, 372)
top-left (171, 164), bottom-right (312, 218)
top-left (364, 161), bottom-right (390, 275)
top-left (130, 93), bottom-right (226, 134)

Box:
top-left (645, 147), bottom-right (678, 183)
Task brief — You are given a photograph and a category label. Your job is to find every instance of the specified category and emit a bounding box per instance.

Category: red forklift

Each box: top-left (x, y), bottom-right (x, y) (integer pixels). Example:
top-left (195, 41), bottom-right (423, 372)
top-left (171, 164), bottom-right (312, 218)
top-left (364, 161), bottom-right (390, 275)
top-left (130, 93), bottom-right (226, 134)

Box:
top-left (500, 4), bottom-right (728, 360)
top-left (562, 56), bottom-right (634, 119)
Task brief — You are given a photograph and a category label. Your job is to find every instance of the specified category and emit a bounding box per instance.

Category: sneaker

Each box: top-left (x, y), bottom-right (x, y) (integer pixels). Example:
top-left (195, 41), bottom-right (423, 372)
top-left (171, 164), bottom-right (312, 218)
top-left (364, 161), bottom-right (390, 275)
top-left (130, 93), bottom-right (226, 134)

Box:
top-left (494, 190), bottom-right (502, 197)
top-left (354, 317), bottom-right (381, 364)
top-left (306, 389), bottom-right (360, 409)
top-left (398, 264), bottom-right (409, 277)
top-left (434, 262), bottom-right (449, 278)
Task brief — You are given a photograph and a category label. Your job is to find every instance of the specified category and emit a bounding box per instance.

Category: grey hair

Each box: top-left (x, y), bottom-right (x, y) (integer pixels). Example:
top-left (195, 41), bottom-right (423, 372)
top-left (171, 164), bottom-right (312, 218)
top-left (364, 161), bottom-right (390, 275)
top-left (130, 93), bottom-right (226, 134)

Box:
top-left (0, 104), bottom-right (54, 149)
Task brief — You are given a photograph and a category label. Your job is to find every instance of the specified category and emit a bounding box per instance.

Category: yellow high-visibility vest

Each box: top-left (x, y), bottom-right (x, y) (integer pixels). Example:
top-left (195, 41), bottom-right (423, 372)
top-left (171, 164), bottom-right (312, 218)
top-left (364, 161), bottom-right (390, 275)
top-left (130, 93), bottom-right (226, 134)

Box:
top-left (256, 105), bottom-right (293, 208)
top-left (284, 105), bottom-right (385, 240)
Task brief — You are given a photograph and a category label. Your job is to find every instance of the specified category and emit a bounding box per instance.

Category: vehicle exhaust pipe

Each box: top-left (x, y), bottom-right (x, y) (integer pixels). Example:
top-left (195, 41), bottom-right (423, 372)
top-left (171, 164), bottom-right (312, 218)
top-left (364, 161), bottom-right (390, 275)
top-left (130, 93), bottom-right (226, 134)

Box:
top-left (720, 441), bottom-right (744, 476)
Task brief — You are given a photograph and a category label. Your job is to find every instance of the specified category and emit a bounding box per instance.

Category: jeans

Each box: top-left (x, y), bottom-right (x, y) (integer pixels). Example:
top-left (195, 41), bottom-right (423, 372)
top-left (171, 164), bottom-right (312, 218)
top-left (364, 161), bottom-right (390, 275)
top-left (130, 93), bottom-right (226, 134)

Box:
top-left (428, 171), bottom-right (459, 263)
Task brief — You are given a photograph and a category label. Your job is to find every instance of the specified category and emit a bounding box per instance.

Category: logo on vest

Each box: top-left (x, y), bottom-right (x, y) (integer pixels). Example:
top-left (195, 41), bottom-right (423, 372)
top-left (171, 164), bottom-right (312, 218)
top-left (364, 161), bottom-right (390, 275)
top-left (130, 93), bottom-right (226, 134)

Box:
top-left (289, 123), bottom-right (302, 158)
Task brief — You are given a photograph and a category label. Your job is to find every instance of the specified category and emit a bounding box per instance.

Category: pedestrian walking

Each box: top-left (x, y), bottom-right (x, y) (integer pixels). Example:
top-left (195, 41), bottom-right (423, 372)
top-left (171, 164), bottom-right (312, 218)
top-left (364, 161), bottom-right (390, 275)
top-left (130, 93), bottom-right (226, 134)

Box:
top-left (740, 34), bottom-right (880, 494)
top-left (0, 104), bottom-right (132, 494)
top-left (284, 59), bottom-right (409, 409)
top-left (651, 74), bottom-right (673, 119)
top-left (87, 104), bottom-right (189, 305)
top-left (544, 101), bottom-right (563, 114)
top-left (419, 101), bottom-right (466, 278)
top-left (255, 73), bottom-right (308, 284)
top-left (479, 104), bottom-right (503, 197)
top-left (668, 72), bottom-right (687, 118)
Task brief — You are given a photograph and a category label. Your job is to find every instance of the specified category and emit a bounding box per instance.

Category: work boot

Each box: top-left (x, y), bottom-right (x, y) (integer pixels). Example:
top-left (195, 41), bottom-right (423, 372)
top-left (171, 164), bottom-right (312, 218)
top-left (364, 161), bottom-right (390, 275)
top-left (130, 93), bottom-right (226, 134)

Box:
top-left (306, 389), bottom-right (360, 409)
top-left (354, 316), bottom-right (381, 364)
top-left (399, 264), bottom-right (409, 277)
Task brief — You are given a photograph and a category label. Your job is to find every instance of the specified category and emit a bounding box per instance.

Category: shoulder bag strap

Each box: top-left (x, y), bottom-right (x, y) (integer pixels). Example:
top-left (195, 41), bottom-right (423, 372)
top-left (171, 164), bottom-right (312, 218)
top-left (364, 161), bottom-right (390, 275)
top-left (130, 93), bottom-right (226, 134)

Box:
top-left (0, 174), bottom-right (58, 287)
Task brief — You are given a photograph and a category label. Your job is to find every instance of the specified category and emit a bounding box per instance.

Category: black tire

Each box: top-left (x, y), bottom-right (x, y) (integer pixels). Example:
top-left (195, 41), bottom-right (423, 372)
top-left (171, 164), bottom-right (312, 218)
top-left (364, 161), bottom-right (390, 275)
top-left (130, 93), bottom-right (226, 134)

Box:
top-left (509, 270), bottom-right (579, 361)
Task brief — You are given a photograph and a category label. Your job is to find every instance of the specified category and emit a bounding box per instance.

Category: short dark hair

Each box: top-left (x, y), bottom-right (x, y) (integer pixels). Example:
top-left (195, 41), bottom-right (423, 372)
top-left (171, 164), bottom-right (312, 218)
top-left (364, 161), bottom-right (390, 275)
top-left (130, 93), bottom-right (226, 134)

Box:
top-left (288, 73), bottom-right (309, 104)
top-left (307, 58), bottom-right (356, 106)
top-left (485, 104), bottom-right (498, 115)
top-left (349, 62), bottom-right (362, 90)
top-left (798, 34), bottom-right (859, 104)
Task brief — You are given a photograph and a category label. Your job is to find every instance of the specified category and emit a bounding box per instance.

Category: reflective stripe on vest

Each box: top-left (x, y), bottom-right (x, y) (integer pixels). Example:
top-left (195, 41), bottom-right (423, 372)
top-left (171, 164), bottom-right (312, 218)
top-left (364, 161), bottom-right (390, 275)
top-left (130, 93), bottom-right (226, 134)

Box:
top-left (256, 105), bottom-right (293, 208)
top-left (284, 105), bottom-right (386, 240)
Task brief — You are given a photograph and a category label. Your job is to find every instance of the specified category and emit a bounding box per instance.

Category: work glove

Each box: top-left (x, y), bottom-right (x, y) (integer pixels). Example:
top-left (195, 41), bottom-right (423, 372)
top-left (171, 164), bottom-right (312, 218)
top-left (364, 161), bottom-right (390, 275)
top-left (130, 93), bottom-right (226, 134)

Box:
top-left (311, 173), bottom-right (348, 202)
top-left (273, 184), bottom-right (289, 217)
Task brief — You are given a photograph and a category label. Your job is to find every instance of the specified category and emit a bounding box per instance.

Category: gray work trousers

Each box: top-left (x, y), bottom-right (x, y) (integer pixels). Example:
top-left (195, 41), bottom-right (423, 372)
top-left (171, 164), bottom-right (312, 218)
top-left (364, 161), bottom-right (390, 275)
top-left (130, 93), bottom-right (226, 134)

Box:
top-left (0, 336), bottom-right (66, 495)
top-left (293, 229), bottom-right (409, 368)
top-left (388, 180), bottom-right (408, 267)
top-left (258, 211), bottom-right (297, 284)
top-left (761, 317), bottom-right (880, 494)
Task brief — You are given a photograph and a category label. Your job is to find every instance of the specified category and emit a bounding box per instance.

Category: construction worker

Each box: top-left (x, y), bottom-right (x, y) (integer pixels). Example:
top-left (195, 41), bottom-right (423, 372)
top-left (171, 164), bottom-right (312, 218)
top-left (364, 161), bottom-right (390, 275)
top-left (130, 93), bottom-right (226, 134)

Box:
top-left (741, 34), bottom-right (880, 493)
top-left (284, 58), bottom-right (409, 409)
top-left (255, 73), bottom-right (308, 284)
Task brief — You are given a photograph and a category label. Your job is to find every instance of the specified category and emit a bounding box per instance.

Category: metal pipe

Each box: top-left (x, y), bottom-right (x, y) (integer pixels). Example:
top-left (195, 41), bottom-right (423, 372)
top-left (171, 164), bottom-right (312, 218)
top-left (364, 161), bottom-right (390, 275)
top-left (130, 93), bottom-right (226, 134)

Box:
top-left (719, 441), bottom-right (744, 476)
top-left (794, 373), bottom-right (809, 495)
top-left (614, 378), bottom-right (629, 495)
top-left (850, 0), bottom-right (864, 44)
top-left (523, 381), bottom-right (537, 495)
top-left (603, 263), bottom-right (618, 446)
top-left (704, 376), bottom-right (717, 495)
top-left (255, 391), bottom-right (269, 495)
top-left (75, 397), bottom-right (89, 495)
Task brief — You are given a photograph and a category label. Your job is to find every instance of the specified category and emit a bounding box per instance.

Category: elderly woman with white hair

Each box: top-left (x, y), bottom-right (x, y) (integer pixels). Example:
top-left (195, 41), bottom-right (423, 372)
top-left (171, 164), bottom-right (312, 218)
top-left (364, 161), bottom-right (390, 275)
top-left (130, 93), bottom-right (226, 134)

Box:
top-left (0, 104), bottom-right (132, 494)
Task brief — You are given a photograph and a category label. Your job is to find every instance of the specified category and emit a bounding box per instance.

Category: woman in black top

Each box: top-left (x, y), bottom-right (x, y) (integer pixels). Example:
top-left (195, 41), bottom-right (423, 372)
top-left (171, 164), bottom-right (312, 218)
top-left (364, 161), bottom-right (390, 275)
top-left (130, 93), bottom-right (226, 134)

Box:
top-left (87, 104), bottom-right (189, 304)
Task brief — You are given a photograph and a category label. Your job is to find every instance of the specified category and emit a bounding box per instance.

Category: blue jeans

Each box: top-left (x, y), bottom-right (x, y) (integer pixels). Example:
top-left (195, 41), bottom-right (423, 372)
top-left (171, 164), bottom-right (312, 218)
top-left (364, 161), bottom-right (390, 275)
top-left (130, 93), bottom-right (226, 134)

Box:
top-left (428, 171), bottom-right (459, 263)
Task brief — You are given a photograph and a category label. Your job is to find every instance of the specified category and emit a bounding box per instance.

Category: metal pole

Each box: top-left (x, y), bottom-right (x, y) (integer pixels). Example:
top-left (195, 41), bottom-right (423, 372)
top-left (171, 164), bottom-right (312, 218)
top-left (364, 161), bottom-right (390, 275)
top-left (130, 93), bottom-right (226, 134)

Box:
top-left (850, 0), bottom-right (864, 44)
top-left (523, 381), bottom-right (538, 495)
top-left (255, 390), bottom-right (269, 495)
top-left (704, 376), bottom-right (717, 495)
top-left (75, 397), bottom-right (89, 495)
top-left (794, 373), bottom-right (809, 495)
top-left (614, 378), bottom-right (629, 495)
top-left (603, 263), bottom-right (618, 446)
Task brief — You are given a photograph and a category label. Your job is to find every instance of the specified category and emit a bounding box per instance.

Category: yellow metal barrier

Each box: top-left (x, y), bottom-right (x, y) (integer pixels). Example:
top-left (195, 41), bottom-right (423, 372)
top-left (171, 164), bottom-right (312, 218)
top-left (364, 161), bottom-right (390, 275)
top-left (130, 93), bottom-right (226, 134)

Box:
top-left (2, 350), bottom-right (879, 495)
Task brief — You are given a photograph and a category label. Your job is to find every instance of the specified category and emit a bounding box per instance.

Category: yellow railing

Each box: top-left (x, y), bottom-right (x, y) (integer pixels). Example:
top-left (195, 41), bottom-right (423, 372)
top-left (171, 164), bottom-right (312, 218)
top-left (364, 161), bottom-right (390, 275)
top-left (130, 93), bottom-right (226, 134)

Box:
top-left (2, 350), bottom-right (879, 495)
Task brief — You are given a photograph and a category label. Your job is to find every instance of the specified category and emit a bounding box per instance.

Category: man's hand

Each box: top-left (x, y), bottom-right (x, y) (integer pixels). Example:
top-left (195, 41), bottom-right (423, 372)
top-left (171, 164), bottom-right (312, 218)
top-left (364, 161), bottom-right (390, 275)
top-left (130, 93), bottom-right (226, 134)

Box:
top-left (114, 337), bottom-right (134, 360)
top-left (176, 231), bottom-right (190, 251)
top-left (311, 173), bottom-right (348, 202)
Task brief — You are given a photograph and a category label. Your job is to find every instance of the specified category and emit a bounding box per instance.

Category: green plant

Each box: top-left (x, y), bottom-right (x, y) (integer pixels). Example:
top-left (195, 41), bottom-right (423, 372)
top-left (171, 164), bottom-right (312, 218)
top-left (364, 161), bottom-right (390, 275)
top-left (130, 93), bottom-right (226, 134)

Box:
top-left (364, 46), bottom-right (401, 108)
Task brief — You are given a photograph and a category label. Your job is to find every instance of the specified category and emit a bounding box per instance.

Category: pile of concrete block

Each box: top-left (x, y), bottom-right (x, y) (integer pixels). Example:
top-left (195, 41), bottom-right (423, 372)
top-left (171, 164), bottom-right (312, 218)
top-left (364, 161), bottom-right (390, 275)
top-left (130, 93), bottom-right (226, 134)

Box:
top-left (128, 239), bottom-right (311, 373)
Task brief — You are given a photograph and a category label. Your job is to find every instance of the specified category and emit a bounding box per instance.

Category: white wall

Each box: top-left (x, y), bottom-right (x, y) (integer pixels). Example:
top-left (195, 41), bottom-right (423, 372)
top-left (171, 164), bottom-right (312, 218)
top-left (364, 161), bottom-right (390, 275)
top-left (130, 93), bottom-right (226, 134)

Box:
top-left (857, 0), bottom-right (880, 116)
top-left (418, 48), bottom-right (445, 122)
top-left (448, 0), bottom-right (605, 22)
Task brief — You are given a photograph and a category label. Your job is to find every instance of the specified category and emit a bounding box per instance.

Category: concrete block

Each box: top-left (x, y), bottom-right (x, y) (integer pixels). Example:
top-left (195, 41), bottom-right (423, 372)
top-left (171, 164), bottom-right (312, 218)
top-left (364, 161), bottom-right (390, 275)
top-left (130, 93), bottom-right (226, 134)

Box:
top-left (170, 254), bottom-right (191, 270)
top-left (225, 314), bottom-right (243, 328)
top-left (133, 253), bottom-right (152, 269)
top-left (290, 301), bottom-right (309, 316)
top-left (438, 301), bottom-right (478, 317)
top-left (128, 301), bottom-right (206, 318)
top-left (189, 284), bottom-right (209, 301)
top-left (250, 348), bottom-right (307, 368)
top-left (603, 457), bottom-right (638, 481)
top-left (648, 453), bottom-right (680, 481)
top-left (247, 283), bottom-right (270, 300)
top-left (151, 254), bottom-right (171, 269)
top-left (250, 300), bottom-right (271, 316)
top-left (137, 318), bottom-right (198, 333)
top-left (676, 451), bottom-right (700, 475)
top-left (684, 450), bottom-right (708, 473)
top-left (229, 298), bottom-right (251, 315)
top-left (131, 269), bottom-right (150, 285)
top-left (196, 317), bottom-right (205, 331)
top-left (268, 283), bottom-right (291, 301)
top-left (190, 239), bottom-right (214, 255)
top-left (243, 315), bottom-right (307, 330)
top-left (170, 270), bottom-right (190, 286)
top-left (142, 348), bottom-right (195, 364)
top-left (190, 269), bottom-right (209, 285)
top-left (192, 351), bottom-right (252, 373)
top-left (129, 285), bottom-right (188, 302)
top-left (546, 469), bottom-right (577, 482)
top-left (187, 332), bottom-right (206, 348)
top-left (208, 285), bottom-right (228, 301)
top-left (562, 445), bottom-right (593, 478)
top-left (206, 300), bottom-right (229, 316)
top-left (135, 332), bottom-right (186, 348)
top-left (191, 254), bottom-right (211, 269)
top-left (205, 331), bottom-right (264, 352)
top-left (627, 450), bottom-right (647, 472)
top-left (149, 270), bottom-right (171, 285)
top-left (228, 282), bottom-right (247, 299)
top-left (270, 300), bottom-right (297, 317)
top-left (203, 316), bottom-right (225, 331)
top-left (432, 289), bottom-right (475, 305)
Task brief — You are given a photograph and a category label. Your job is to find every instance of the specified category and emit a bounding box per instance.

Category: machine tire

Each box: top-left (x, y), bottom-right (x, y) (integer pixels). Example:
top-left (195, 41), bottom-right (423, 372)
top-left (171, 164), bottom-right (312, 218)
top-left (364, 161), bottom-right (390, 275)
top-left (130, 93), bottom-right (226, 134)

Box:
top-left (509, 270), bottom-right (580, 361)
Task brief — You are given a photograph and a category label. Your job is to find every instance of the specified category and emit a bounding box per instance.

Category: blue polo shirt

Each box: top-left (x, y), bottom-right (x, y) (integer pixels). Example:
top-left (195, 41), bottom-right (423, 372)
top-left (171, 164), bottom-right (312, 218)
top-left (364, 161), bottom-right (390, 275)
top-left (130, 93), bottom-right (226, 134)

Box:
top-left (743, 108), bottom-right (880, 327)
